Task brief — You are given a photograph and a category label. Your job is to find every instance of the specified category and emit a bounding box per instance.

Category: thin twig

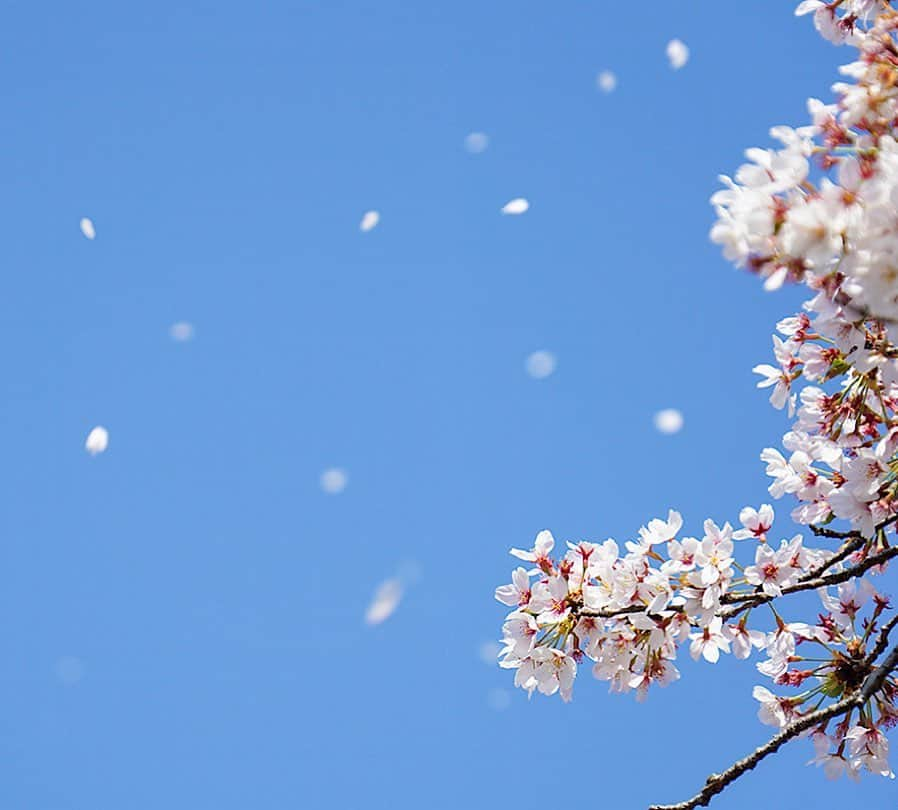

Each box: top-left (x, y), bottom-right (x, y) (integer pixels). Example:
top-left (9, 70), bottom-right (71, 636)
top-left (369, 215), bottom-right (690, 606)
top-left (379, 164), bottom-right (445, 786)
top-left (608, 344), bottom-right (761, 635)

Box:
top-left (802, 512), bottom-right (898, 581)
top-left (809, 524), bottom-right (862, 540)
top-left (804, 535), bottom-right (864, 580)
top-left (865, 613), bottom-right (898, 666)
top-left (719, 544), bottom-right (898, 620)
top-left (808, 513), bottom-right (898, 544)
top-left (582, 515), bottom-right (898, 622)
top-left (647, 642), bottom-right (898, 810)
top-left (579, 544), bottom-right (898, 622)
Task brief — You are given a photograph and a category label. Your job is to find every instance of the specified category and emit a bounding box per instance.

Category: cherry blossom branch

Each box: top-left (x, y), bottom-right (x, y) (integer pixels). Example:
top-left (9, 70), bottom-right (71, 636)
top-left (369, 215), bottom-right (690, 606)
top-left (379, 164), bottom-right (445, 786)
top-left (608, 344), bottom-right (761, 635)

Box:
top-left (862, 642), bottom-right (898, 700)
top-left (717, 514), bottom-right (898, 620)
top-left (804, 534), bottom-right (864, 579)
top-left (865, 613), bottom-right (898, 666)
top-left (647, 643), bottom-right (898, 810)
top-left (579, 516), bottom-right (898, 623)
top-left (719, 543), bottom-right (898, 619)
top-left (813, 520), bottom-right (867, 537)
top-left (805, 513), bottom-right (898, 579)
top-left (495, 3), bottom-right (898, 802)
top-left (574, 542), bottom-right (898, 624)
top-left (809, 524), bottom-right (863, 540)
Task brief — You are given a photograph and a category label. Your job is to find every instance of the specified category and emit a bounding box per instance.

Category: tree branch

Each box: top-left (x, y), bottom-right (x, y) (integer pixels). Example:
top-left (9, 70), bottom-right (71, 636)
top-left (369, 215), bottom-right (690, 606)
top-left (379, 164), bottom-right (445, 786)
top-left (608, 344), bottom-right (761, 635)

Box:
top-left (804, 535), bottom-right (864, 580)
top-left (719, 543), bottom-right (898, 620)
top-left (647, 642), bottom-right (898, 810)
top-left (578, 543), bottom-right (898, 623)
top-left (809, 524), bottom-right (863, 540)
top-left (865, 613), bottom-right (898, 666)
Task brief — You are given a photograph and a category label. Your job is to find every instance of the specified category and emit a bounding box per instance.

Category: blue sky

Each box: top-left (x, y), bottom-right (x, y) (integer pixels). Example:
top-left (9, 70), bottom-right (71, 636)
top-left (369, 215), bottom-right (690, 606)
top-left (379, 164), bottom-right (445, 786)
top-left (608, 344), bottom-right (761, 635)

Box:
top-left (2, 1), bottom-right (896, 808)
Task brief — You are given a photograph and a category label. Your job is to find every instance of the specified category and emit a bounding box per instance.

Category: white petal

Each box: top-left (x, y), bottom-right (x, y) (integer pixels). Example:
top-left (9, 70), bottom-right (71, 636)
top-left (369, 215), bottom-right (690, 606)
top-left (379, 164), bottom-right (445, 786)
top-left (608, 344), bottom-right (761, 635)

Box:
top-left (359, 210), bottom-right (380, 232)
top-left (464, 132), bottom-right (489, 154)
top-left (486, 688), bottom-right (511, 710)
top-left (795, 0), bottom-right (825, 15)
top-left (478, 641), bottom-right (502, 665)
top-left (84, 426), bottom-right (109, 455)
top-left (654, 408), bottom-right (684, 434)
top-left (666, 39), bottom-right (689, 70)
top-left (525, 350), bottom-right (556, 379)
top-left (501, 198), bottom-right (529, 215)
top-left (596, 70), bottom-right (617, 93)
top-left (364, 578), bottom-right (403, 625)
top-left (320, 467), bottom-right (348, 494)
top-left (703, 643), bottom-right (720, 663)
top-left (169, 321), bottom-right (195, 342)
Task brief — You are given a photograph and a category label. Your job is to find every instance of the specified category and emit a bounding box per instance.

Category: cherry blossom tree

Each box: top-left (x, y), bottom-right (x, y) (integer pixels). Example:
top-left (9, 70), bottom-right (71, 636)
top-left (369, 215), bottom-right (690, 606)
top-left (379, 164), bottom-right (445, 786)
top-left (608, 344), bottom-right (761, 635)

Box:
top-left (495, 2), bottom-right (898, 807)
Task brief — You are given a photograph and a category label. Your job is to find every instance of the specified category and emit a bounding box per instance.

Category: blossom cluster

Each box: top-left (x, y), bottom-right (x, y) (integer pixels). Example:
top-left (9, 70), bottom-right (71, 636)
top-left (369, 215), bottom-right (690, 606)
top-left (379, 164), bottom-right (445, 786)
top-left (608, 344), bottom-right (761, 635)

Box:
top-left (496, 506), bottom-right (896, 779)
top-left (711, 2), bottom-right (898, 536)
top-left (496, 508), bottom-right (787, 703)
top-left (496, 0), bottom-right (898, 787)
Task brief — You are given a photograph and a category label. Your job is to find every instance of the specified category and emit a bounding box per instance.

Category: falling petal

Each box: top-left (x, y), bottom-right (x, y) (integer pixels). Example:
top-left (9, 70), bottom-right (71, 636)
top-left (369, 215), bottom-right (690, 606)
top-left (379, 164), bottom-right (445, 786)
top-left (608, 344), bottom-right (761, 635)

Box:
top-left (80, 217), bottom-right (96, 240)
top-left (169, 322), bottom-right (195, 342)
top-left (487, 688), bottom-right (512, 711)
top-left (501, 198), bottom-right (529, 215)
top-left (596, 70), bottom-right (617, 93)
top-left (85, 426), bottom-right (109, 455)
top-left (666, 39), bottom-right (689, 70)
top-left (360, 210), bottom-right (380, 232)
top-left (502, 197), bottom-right (530, 215)
top-left (464, 132), bottom-right (490, 154)
top-left (365, 578), bottom-right (403, 625)
top-left (478, 641), bottom-right (502, 665)
top-left (55, 656), bottom-right (85, 685)
top-left (320, 467), bottom-right (348, 494)
top-left (525, 350), bottom-right (556, 380)
top-left (654, 408), bottom-right (684, 435)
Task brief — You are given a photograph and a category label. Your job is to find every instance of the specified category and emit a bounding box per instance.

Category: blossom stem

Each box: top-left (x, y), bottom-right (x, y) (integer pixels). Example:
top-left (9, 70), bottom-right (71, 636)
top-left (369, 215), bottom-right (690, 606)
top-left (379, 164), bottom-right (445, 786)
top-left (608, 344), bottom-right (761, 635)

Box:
top-left (647, 643), bottom-right (898, 810)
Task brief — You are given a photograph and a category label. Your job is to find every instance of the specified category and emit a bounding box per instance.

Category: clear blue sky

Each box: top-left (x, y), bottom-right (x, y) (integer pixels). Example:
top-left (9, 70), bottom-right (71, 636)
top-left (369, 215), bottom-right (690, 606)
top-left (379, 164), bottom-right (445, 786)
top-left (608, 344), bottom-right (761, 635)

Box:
top-left (2, 1), bottom-right (895, 808)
